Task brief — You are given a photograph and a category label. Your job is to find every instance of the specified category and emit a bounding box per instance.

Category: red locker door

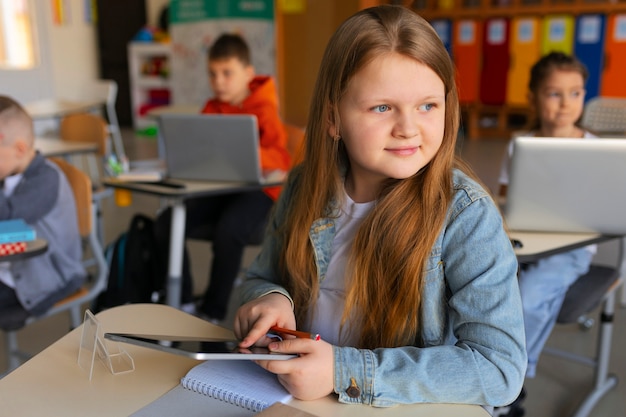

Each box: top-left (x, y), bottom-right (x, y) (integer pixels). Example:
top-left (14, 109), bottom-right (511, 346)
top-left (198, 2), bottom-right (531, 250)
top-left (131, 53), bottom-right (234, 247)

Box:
top-left (453, 19), bottom-right (483, 104)
top-left (480, 18), bottom-right (510, 105)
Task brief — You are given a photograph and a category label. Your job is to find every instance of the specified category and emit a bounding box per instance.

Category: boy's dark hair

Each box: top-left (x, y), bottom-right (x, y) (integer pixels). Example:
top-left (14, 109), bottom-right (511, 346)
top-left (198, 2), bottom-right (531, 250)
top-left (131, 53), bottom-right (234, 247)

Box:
top-left (528, 51), bottom-right (589, 93)
top-left (208, 33), bottom-right (250, 65)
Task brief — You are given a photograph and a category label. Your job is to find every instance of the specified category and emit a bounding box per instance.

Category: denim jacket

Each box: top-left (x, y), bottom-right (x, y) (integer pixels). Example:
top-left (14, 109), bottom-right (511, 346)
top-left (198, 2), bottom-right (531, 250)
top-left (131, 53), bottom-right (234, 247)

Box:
top-left (240, 168), bottom-right (526, 408)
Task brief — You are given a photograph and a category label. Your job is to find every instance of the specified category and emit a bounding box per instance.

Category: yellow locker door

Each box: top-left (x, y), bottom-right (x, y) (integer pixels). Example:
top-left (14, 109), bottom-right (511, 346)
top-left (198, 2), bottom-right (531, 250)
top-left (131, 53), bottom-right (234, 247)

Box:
top-left (507, 17), bottom-right (541, 105)
top-left (541, 15), bottom-right (575, 55)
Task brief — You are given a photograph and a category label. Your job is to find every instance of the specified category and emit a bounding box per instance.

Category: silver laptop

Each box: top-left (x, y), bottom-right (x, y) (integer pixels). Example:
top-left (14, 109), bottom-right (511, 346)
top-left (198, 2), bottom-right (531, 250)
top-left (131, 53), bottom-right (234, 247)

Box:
top-left (158, 113), bottom-right (264, 183)
top-left (505, 137), bottom-right (626, 234)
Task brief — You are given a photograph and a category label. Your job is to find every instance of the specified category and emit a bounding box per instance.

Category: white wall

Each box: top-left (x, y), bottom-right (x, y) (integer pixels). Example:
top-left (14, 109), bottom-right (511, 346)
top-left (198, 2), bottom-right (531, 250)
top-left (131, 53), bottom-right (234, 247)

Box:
top-left (0, 0), bottom-right (98, 104)
top-left (1, 0), bottom-right (167, 104)
top-left (146, 0), bottom-right (170, 27)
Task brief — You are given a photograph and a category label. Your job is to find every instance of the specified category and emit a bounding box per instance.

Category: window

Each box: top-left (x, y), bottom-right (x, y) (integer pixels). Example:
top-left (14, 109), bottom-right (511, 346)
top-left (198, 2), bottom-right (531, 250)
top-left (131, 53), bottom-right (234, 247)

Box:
top-left (0, 0), bottom-right (37, 69)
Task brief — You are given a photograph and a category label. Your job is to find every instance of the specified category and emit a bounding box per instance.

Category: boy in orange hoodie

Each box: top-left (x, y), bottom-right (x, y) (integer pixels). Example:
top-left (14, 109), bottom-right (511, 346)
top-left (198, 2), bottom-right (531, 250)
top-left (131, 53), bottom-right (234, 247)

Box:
top-left (156, 34), bottom-right (291, 321)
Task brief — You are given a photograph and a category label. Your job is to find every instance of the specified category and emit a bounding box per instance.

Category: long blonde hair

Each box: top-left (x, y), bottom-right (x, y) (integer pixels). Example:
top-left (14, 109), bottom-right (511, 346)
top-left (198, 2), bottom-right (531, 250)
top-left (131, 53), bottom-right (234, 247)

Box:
top-left (279, 5), bottom-right (461, 349)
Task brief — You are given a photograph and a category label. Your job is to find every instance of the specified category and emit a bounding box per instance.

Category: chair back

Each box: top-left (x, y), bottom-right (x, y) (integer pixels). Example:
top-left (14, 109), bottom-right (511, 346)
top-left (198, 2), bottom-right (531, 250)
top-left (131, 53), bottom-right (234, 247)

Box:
top-left (49, 158), bottom-right (92, 238)
top-left (581, 97), bottom-right (626, 135)
top-left (59, 113), bottom-right (109, 157)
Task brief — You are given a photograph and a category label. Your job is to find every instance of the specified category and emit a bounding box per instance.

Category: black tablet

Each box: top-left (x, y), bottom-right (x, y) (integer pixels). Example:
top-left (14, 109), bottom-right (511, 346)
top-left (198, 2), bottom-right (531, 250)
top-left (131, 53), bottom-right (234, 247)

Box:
top-left (104, 333), bottom-right (297, 360)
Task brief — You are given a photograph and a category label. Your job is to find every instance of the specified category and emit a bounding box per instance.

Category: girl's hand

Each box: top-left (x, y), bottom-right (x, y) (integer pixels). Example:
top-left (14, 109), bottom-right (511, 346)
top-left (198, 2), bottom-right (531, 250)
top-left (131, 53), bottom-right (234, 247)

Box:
top-left (234, 293), bottom-right (295, 348)
top-left (256, 338), bottom-right (335, 401)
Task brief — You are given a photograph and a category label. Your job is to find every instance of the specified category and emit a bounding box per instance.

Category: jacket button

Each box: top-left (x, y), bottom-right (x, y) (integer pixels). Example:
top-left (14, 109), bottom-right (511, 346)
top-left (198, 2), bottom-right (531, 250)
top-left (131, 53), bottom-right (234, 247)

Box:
top-left (346, 377), bottom-right (361, 398)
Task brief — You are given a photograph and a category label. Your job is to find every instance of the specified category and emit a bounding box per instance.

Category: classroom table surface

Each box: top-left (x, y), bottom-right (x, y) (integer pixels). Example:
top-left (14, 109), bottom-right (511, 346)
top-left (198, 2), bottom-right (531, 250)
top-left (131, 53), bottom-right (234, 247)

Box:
top-left (35, 137), bottom-right (99, 158)
top-left (0, 304), bottom-right (489, 417)
top-left (509, 230), bottom-right (617, 263)
top-left (24, 99), bottom-right (104, 120)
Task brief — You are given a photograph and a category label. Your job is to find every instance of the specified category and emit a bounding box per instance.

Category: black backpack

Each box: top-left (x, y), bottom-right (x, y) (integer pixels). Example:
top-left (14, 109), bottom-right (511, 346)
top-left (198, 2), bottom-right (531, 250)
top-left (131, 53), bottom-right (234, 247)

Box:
top-left (94, 214), bottom-right (165, 311)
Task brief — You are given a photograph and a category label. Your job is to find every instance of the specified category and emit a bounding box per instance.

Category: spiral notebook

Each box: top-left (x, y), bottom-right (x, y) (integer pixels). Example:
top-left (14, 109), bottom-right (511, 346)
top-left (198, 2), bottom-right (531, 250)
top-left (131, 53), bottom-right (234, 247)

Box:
top-left (180, 360), bottom-right (292, 413)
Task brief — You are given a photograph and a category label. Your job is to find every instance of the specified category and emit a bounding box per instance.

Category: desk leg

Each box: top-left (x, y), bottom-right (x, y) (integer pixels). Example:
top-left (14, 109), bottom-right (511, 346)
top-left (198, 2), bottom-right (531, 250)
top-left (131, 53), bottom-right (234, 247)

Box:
top-left (165, 201), bottom-right (186, 308)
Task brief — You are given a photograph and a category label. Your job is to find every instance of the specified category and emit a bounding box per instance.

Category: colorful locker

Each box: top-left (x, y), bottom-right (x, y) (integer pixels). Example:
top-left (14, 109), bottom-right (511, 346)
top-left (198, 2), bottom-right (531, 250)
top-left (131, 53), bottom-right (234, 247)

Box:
top-left (507, 17), bottom-right (541, 105)
top-left (541, 15), bottom-right (575, 55)
top-left (574, 14), bottom-right (606, 102)
top-left (480, 18), bottom-right (510, 105)
top-left (453, 19), bottom-right (482, 104)
top-left (431, 19), bottom-right (453, 57)
top-left (600, 14), bottom-right (626, 97)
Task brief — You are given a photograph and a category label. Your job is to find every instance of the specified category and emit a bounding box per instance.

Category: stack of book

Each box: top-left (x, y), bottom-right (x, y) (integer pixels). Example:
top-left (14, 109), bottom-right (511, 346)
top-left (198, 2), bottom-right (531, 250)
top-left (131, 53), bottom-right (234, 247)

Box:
top-left (0, 219), bottom-right (36, 256)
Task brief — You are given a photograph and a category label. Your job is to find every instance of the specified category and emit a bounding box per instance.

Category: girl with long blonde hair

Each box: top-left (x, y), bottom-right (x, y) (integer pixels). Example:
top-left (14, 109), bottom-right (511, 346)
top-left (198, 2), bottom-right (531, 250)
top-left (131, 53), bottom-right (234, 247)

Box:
top-left (234, 5), bottom-right (526, 409)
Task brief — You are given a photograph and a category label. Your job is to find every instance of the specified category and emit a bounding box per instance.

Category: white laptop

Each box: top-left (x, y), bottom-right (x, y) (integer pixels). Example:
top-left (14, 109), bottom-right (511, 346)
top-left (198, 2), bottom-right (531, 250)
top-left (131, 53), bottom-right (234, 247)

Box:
top-left (157, 113), bottom-right (265, 183)
top-left (504, 137), bottom-right (626, 234)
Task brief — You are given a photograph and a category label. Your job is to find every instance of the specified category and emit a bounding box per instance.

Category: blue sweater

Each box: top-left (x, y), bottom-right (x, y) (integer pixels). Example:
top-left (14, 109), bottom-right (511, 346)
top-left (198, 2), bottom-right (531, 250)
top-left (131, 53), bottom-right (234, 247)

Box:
top-left (0, 153), bottom-right (86, 315)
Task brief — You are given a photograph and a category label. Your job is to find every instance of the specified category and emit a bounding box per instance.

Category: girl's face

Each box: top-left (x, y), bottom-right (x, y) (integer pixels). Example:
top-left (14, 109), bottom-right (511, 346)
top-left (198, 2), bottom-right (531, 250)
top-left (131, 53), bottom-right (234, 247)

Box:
top-left (530, 69), bottom-right (586, 131)
top-left (332, 52), bottom-right (446, 201)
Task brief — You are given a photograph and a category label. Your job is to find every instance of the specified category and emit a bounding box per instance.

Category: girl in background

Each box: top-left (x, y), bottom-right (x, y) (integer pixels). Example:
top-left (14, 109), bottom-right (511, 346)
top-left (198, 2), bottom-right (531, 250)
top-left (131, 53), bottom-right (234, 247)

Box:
top-left (497, 51), bottom-right (595, 417)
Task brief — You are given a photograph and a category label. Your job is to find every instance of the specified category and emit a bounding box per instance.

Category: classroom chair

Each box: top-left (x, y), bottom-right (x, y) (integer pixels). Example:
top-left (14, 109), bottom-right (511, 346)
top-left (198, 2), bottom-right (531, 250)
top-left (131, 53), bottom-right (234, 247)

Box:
top-left (86, 79), bottom-right (127, 164)
top-left (543, 237), bottom-right (624, 417)
top-left (581, 97), bottom-right (626, 136)
top-left (1, 158), bottom-right (108, 373)
top-left (59, 112), bottom-right (114, 246)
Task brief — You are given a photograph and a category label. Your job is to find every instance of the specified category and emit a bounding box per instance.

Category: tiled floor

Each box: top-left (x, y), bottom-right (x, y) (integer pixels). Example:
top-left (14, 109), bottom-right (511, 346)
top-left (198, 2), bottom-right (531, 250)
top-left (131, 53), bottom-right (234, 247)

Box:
top-left (1, 129), bottom-right (625, 416)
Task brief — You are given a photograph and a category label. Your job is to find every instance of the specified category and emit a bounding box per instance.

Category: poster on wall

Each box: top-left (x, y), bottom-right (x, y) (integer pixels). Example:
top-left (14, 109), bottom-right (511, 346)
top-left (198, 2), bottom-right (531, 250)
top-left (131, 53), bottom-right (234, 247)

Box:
top-left (169, 0), bottom-right (275, 106)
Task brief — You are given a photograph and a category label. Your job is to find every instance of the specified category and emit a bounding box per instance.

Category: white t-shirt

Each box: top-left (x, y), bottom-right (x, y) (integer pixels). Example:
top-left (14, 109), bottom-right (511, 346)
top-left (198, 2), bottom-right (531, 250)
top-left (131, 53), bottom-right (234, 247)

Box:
top-left (305, 190), bottom-right (375, 346)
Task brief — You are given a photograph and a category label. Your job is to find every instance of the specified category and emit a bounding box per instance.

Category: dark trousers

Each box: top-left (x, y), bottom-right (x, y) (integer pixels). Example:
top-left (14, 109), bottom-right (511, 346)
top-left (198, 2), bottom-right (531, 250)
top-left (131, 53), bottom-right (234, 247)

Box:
top-left (155, 190), bottom-right (273, 319)
top-left (0, 282), bottom-right (29, 330)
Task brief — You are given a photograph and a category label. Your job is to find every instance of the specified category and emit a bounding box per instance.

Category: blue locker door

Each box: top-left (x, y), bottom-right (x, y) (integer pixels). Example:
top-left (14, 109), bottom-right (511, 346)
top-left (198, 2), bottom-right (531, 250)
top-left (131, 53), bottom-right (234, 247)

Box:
top-left (431, 19), bottom-right (453, 58)
top-left (575, 14), bottom-right (606, 102)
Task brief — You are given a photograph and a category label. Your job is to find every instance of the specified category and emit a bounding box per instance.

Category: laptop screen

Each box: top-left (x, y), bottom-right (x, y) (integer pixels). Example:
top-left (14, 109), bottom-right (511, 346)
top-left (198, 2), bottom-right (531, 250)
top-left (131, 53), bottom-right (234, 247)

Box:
top-left (158, 113), bottom-right (264, 183)
top-left (505, 137), bottom-right (626, 234)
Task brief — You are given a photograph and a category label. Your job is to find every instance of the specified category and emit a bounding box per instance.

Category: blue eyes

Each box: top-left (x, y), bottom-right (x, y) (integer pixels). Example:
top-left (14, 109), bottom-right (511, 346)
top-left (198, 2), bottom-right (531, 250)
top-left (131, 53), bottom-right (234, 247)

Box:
top-left (419, 103), bottom-right (434, 111)
top-left (372, 105), bottom-right (390, 113)
top-left (371, 104), bottom-right (435, 113)
top-left (546, 91), bottom-right (584, 99)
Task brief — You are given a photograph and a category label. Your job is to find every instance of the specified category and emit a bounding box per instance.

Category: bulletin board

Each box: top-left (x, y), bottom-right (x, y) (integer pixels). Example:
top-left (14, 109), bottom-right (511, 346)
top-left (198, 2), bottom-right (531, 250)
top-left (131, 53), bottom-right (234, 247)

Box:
top-left (169, 0), bottom-right (276, 106)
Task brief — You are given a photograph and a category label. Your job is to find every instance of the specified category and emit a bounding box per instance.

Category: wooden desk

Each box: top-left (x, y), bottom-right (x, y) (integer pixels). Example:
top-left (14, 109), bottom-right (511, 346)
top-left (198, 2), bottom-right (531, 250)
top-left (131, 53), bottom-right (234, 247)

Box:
top-left (24, 99), bottom-right (104, 120)
top-left (35, 137), bottom-right (99, 158)
top-left (0, 304), bottom-right (489, 417)
top-left (103, 178), bottom-right (280, 309)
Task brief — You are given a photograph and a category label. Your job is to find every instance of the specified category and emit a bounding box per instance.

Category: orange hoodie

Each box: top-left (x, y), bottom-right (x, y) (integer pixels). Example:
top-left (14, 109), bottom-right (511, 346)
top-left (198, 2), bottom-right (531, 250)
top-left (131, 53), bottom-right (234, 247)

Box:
top-left (201, 76), bottom-right (291, 201)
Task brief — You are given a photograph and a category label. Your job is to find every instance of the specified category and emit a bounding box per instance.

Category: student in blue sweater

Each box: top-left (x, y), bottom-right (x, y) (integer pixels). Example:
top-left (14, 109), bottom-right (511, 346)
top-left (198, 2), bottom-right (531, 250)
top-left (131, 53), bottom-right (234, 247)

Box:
top-left (0, 96), bottom-right (86, 330)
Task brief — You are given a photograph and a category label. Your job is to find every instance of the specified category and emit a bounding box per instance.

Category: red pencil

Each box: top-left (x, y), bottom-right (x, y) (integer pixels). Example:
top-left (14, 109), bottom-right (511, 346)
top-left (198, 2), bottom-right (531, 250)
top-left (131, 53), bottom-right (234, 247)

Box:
top-left (270, 325), bottom-right (321, 341)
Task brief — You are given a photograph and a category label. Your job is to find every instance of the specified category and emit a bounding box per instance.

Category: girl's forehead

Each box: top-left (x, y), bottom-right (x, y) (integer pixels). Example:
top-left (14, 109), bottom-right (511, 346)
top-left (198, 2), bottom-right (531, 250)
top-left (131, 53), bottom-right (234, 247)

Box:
top-left (543, 68), bottom-right (584, 83)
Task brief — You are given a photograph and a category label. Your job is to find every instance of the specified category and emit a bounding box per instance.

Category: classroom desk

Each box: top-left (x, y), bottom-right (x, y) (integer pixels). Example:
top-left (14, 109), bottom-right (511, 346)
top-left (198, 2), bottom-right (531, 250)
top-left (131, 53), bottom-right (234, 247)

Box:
top-left (102, 178), bottom-right (281, 309)
top-left (0, 304), bottom-right (489, 417)
top-left (0, 239), bottom-right (48, 262)
top-left (35, 137), bottom-right (99, 158)
top-left (509, 230), bottom-right (617, 263)
top-left (24, 99), bottom-right (104, 120)
top-left (145, 103), bottom-right (200, 118)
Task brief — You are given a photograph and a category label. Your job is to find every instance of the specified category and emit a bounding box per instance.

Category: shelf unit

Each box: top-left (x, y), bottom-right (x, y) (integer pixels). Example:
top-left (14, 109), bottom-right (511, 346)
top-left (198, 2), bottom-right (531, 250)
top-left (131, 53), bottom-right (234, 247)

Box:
top-left (387, 0), bottom-right (626, 139)
top-left (127, 42), bottom-right (172, 129)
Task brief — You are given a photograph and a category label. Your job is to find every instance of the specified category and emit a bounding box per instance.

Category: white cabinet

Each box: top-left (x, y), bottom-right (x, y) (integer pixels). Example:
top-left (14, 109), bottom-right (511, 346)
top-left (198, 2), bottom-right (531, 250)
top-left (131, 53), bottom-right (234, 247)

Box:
top-left (127, 42), bottom-right (172, 129)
